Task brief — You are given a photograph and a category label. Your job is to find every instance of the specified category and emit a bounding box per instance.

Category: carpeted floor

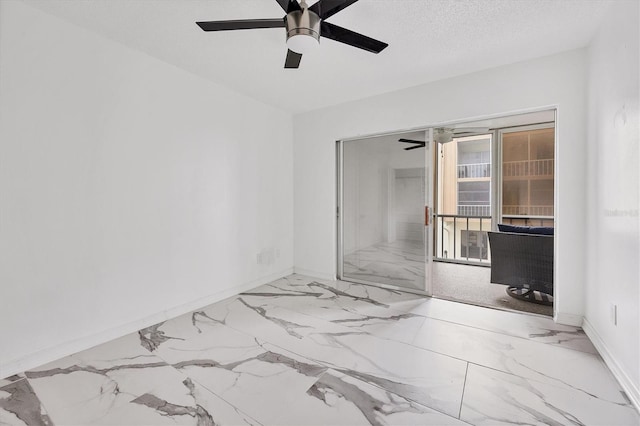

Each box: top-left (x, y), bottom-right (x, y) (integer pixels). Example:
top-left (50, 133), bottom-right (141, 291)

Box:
top-left (432, 262), bottom-right (553, 317)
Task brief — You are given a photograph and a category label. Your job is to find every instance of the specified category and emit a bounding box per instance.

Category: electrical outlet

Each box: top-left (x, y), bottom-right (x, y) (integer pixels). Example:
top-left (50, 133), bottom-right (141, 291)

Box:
top-left (257, 249), bottom-right (276, 265)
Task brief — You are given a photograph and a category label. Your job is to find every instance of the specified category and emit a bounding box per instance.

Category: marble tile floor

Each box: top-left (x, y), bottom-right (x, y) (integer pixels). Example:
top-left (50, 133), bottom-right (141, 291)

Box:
top-left (1, 274), bottom-right (638, 425)
top-left (343, 240), bottom-right (426, 291)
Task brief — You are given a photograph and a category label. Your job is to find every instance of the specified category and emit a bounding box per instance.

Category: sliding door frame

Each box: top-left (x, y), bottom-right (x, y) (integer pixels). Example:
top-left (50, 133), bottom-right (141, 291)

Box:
top-left (335, 130), bottom-right (433, 296)
top-left (335, 106), bottom-right (559, 302)
top-left (336, 141), bottom-right (345, 280)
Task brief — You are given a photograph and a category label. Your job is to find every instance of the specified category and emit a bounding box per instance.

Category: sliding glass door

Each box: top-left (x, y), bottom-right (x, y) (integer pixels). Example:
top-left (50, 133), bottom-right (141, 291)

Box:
top-left (337, 130), bottom-right (433, 293)
top-left (499, 125), bottom-right (555, 227)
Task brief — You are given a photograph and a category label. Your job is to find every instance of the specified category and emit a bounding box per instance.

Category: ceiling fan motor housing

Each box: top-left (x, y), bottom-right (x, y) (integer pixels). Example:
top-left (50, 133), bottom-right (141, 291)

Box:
top-left (434, 128), bottom-right (454, 144)
top-left (285, 6), bottom-right (321, 45)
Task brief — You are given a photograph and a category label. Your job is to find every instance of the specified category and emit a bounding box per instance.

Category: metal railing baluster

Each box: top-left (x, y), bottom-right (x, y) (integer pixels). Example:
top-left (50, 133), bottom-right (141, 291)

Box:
top-left (465, 217), bottom-right (470, 261)
top-left (479, 217), bottom-right (483, 262)
top-left (440, 217), bottom-right (444, 258)
top-left (453, 217), bottom-right (457, 260)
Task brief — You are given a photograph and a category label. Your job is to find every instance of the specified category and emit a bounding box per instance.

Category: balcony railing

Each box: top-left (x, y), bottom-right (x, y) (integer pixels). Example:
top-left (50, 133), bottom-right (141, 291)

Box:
top-left (434, 214), bottom-right (492, 265)
top-left (457, 205), bottom-right (491, 217)
top-left (502, 215), bottom-right (554, 227)
top-left (503, 159), bottom-right (554, 177)
top-left (434, 212), bottom-right (555, 264)
top-left (458, 162), bottom-right (491, 179)
top-left (502, 205), bottom-right (554, 216)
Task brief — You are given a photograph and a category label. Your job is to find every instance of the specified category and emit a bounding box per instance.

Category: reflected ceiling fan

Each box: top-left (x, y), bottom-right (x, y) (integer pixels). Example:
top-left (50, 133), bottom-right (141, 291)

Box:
top-left (196, 0), bottom-right (388, 69)
top-left (398, 127), bottom-right (490, 150)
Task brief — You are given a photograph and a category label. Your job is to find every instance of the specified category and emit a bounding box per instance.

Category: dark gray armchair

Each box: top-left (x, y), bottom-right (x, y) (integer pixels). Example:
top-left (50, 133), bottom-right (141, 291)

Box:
top-left (488, 228), bottom-right (554, 305)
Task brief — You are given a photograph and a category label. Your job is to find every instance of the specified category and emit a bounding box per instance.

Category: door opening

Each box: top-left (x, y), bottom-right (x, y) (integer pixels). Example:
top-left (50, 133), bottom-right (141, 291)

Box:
top-left (431, 111), bottom-right (556, 316)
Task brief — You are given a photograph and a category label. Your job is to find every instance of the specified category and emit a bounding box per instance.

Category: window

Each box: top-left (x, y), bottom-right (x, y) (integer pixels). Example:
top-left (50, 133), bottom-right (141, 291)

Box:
top-left (501, 127), bottom-right (554, 223)
top-left (457, 137), bottom-right (491, 216)
top-left (458, 181), bottom-right (491, 216)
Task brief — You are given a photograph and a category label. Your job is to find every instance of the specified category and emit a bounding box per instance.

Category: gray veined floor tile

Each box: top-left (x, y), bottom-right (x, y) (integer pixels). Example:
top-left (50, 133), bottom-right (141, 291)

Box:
top-left (329, 310), bottom-right (428, 345)
top-left (15, 274), bottom-right (635, 425)
top-left (343, 241), bottom-right (426, 290)
top-left (199, 295), bottom-right (469, 418)
top-left (398, 296), bottom-right (597, 354)
top-left (205, 293), bottom-right (361, 340)
top-left (260, 273), bottom-right (319, 288)
top-left (242, 278), bottom-right (345, 304)
top-left (138, 308), bottom-right (229, 353)
top-left (333, 278), bottom-right (426, 304)
top-left (0, 373), bottom-right (25, 387)
top-left (272, 369), bottom-right (470, 426)
top-left (246, 278), bottom-right (440, 350)
top-left (253, 273), bottom-right (424, 308)
top-left (460, 363), bottom-right (639, 426)
top-left (0, 378), bottom-right (52, 426)
top-left (90, 376), bottom-right (261, 425)
top-left (239, 287), bottom-right (428, 345)
top-left (409, 315), bottom-right (627, 405)
top-left (241, 277), bottom-right (430, 346)
top-left (24, 333), bottom-right (190, 425)
top-left (148, 321), bottom-right (328, 424)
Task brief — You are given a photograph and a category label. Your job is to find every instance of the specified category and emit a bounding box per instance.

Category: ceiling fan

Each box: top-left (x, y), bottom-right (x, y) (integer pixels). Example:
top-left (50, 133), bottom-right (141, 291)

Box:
top-left (196, 0), bottom-right (388, 69)
top-left (398, 127), bottom-right (491, 150)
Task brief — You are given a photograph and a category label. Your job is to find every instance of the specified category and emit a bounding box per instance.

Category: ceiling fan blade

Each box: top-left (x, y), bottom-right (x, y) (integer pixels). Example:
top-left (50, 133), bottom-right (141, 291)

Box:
top-left (274, 0), bottom-right (302, 13)
top-left (284, 49), bottom-right (302, 68)
top-left (320, 22), bottom-right (388, 53)
top-left (398, 138), bottom-right (425, 144)
top-left (310, 0), bottom-right (359, 19)
top-left (404, 145), bottom-right (424, 151)
top-left (196, 18), bottom-right (285, 32)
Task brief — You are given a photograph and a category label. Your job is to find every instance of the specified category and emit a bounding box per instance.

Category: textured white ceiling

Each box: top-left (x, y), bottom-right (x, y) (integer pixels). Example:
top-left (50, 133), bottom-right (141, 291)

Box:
top-left (24, 0), bottom-right (613, 113)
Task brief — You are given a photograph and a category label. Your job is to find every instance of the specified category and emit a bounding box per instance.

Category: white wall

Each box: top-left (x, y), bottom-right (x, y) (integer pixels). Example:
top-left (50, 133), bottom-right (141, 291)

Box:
top-left (342, 140), bottom-right (385, 254)
top-left (294, 49), bottom-right (588, 323)
top-left (0, 1), bottom-right (293, 375)
top-left (584, 0), bottom-right (639, 408)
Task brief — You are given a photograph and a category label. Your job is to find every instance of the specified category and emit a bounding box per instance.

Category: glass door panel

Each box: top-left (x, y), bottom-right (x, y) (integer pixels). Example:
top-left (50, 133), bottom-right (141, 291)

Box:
top-left (339, 130), bottom-right (431, 293)
top-left (500, 126), bottom-right (555, 226)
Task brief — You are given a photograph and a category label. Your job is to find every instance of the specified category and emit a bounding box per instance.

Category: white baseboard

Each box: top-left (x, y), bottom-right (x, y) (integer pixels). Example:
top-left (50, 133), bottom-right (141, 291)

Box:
top-left (0, 267), bottom-right (293, 380)
top-left (292, 267), bottom-right (335, 282)
top-left (582, 318), bottom-right (640, 412)
top-left (554, 311), bottom-right (583, 327)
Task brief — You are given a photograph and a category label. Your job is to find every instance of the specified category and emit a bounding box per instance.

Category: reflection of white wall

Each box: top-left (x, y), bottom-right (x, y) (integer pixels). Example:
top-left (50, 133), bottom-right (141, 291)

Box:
top-left (584, 0), bottom-right (639, 408)
top-left (343, 140), bottom-right (388, 254)
top-left (342, 134), bottom-right (425, 254)
top-left (342, 142), bottom-right (384, 254)
top-left (394, 168), bottom-right (425, 242)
